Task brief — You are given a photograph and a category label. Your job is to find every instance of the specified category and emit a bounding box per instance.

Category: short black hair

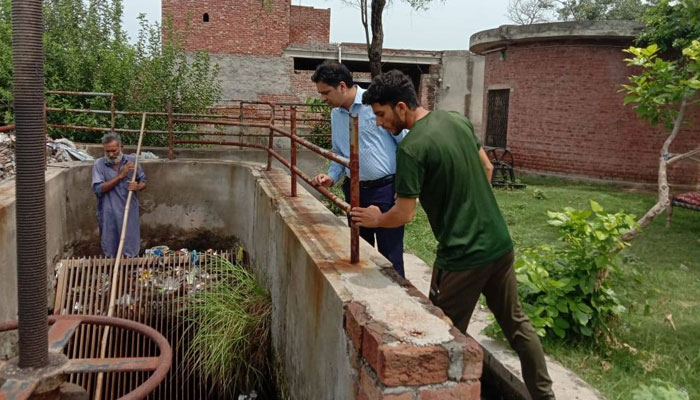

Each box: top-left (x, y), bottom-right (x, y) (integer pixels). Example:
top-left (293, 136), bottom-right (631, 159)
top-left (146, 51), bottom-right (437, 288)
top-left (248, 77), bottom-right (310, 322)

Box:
top-left (311, 60), bottom-right (354, 88)
top-left (362, 70), bottom-right (419, 109)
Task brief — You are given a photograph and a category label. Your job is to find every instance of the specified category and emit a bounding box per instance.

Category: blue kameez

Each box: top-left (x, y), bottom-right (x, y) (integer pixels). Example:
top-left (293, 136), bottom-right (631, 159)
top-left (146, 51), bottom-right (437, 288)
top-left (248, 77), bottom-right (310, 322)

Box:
top-left (91, 154), bottom-right (146, 258)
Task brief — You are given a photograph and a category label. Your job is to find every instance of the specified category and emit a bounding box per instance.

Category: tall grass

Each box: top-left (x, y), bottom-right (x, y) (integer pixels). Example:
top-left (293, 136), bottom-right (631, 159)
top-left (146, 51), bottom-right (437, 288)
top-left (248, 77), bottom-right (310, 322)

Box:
top-left (182, 254), bottom-right (273, 397)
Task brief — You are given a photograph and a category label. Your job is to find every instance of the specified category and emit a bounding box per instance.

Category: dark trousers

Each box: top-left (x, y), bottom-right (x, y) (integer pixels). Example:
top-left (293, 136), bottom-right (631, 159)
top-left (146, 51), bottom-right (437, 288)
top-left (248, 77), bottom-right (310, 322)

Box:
top-left (429, 251), bottom-right (555, 400)
top-left (343, 178), bottom-right (405, 277)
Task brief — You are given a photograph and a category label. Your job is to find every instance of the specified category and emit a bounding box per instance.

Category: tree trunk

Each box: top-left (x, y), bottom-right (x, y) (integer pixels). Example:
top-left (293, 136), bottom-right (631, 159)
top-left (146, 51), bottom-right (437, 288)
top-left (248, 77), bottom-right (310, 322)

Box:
top-left (622, 99), bottom-right (688, 241)
top-left (369, 0), bottom-right (387, 77)
top-left (360, 0), bottom-right (370, 57)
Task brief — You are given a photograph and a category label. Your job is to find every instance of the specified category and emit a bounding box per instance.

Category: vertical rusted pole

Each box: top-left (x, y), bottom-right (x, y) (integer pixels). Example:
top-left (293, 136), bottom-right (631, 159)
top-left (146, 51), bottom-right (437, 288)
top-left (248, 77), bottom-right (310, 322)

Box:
top-left (110, 94), bottom-right (116, 134)
top-left (43, 99), bottom-right (47, 170)
top-left (290, 106), bottom-right (297, 197)
top-left (167, 101), bottom-right (174, 160)
top-left (12, 0), bottom-right (49, 368)
top-left (266, 103), bottom-right (275, 171)
top-left (350, 116), bottom-right (360, 263)
top-left (239, 101), bottom-right (245, 123)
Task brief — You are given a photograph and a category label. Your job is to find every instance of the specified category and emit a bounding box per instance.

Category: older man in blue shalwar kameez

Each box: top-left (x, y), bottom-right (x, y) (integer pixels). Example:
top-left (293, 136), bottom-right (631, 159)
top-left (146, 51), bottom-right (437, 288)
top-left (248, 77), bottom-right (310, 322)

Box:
top-left (91, 133), bottom-right (147, 258)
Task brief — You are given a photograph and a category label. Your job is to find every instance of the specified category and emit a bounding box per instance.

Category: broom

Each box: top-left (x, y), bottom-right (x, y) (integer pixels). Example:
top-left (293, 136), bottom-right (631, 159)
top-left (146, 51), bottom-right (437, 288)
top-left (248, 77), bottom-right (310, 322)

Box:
top-left (94, 113), bottom-right (147, 400)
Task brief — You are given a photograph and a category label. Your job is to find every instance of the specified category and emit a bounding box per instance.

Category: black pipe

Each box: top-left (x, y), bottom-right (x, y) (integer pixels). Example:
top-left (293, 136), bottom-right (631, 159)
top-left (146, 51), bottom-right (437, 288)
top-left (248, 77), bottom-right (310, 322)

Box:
top-left (12, 0), bottom-right (48, 368)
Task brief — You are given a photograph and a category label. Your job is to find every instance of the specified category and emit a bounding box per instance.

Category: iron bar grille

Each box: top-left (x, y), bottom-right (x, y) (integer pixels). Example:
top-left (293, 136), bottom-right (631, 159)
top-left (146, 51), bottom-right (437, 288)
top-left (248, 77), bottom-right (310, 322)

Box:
top-left (485, 89), bottom-right (510, 148)
top-left (53, 250), bottom-right (237, 400)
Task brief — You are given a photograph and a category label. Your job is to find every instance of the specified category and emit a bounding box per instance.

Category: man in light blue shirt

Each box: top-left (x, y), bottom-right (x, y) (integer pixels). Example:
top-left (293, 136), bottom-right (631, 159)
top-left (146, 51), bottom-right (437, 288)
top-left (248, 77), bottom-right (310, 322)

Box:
top-left (311, 61), bottom-right (406, 276)
top-left (91, 133), bottom-right (147, 258)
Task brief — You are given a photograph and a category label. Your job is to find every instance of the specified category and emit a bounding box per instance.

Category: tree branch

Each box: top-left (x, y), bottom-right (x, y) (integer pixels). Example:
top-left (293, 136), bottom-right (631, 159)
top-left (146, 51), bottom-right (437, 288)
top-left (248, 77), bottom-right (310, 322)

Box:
top-left (668, 146), bottom-right (700, 165)
top-left (361, 0), bottom-right (370, 55)
top-left (622, 98), bottom-right (689, 242)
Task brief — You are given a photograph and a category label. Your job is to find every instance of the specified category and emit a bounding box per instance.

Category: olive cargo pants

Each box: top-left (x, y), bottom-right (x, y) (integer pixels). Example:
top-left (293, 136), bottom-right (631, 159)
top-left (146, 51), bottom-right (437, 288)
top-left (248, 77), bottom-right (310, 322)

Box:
top-left (429, 251), bottom-right (555, 400)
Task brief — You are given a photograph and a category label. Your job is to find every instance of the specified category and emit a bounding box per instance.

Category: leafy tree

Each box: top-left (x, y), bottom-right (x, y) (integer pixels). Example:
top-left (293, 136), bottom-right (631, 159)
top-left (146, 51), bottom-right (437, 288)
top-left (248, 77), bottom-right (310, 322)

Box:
top-left (0, 0), bottom-right (12, 123)
top-left (340, 0), bottom-right (444, 77)
top-left (506, 0), bottom-right (653, 24)
top-left (636, 0), bottom-right (700, 54)
top-left (0, 0), bottom-right (221, 145)
top-left (552, 0), bottom-right (653, 21)
top-left (507, 0), bottom-right (552, 25)
top-left (620, 0), bottom-right (700, 240)
top-left (621, 42), bottom-right (700, 240)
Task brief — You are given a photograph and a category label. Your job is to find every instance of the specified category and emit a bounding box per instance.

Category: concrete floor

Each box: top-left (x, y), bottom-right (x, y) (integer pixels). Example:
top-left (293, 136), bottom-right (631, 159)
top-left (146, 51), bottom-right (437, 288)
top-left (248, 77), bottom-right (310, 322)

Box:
top-left (402, 253), bottom-right (606, 400)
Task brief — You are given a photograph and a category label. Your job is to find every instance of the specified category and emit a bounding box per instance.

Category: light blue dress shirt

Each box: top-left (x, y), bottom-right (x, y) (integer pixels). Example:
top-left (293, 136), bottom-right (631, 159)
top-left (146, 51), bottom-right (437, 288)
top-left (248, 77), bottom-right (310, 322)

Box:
top-left (327, 86), bottom-right (407, 183)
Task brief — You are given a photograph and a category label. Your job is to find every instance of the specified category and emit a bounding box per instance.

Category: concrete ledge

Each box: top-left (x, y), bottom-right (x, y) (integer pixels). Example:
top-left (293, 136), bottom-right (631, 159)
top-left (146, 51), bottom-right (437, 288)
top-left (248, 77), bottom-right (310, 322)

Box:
top-left (0, 160), bottom-right (484, 399)
top-left (470, 21), bottom-right (644, 54)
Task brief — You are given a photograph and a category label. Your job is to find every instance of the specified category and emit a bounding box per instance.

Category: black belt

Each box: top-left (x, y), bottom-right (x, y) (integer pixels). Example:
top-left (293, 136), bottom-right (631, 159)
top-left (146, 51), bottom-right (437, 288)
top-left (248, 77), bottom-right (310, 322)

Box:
top-left (344, 174), bottom-right (395, 190)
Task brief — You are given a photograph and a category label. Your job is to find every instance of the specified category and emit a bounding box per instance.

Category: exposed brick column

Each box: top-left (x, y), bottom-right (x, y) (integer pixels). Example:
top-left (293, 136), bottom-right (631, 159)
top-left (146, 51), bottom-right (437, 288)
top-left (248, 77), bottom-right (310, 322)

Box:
top-left (345, 294), bottom-right (482, 399)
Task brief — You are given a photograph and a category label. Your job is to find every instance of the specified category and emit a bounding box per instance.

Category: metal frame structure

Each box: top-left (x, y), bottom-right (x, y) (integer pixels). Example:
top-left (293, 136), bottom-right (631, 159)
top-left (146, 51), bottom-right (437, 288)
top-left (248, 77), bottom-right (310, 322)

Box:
top-left (0, 315), bottom-right (172, 400)
top-left (43, 91), bottom-right (362, 263)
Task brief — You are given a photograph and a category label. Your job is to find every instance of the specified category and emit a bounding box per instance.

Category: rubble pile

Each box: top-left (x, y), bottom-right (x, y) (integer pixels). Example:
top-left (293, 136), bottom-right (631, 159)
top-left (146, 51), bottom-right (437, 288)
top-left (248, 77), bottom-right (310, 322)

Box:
top-left (1, 129), bottom-right (160, 182)
top-left (1, 129), bottom-right (94, 182)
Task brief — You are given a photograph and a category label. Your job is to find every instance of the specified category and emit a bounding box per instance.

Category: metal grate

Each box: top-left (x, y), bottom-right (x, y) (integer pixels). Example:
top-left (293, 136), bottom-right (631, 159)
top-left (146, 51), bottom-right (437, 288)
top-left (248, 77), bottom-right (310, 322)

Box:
top-left (54, 250), bottom-right (236, 400)
top-left (485, 89), bottom-right (510, 148)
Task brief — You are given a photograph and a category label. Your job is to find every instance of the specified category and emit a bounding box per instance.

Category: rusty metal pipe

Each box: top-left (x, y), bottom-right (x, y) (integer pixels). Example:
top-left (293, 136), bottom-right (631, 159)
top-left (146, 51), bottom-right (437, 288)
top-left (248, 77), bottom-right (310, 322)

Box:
top-left (11, 0), bottom-right (49, 368)
top-left (46, 106), bottom-right (260, 120)
top-left (167, 102), bottom-right (174, 160)
top-left (173, 140), bottom-right (269, 151)
top-left (290, 106), bottom-right (297, 197)
top-left (46, 90), bottom-right (113, 97)
top-left (271, 126), bottom-right (349, 167)
top-left (173, 118), bottom-right (271, 129)
top-left (268, 149), bottom-right (350, 213)
top-left (110, 95), bottom-right (116, 134)
top-left (47, 123), bottom-right (330, 139)
top-left (350, 117), bottom-right (360, 264)
top-left (267, 107), bottom-right (275, 171)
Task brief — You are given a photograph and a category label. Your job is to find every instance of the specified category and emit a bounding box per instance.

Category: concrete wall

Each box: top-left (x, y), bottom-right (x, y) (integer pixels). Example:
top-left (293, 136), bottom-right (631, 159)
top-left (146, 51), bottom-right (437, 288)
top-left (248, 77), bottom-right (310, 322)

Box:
top-left (82, 145), bottom-right (331, 200)
top-left (436, 51), bottom-right (485, 136)
top-left (0, 164), bottom-right (97, 358)
top-left (211, 54), bottom-right (295, 101)
top-left (0, 161), bottom-right (482, 399)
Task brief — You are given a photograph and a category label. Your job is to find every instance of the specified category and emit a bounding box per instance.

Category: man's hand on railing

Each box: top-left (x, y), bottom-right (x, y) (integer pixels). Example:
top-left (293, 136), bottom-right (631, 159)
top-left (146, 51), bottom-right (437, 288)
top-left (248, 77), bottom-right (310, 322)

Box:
top-left (312, 173), bottom-right (334, 187)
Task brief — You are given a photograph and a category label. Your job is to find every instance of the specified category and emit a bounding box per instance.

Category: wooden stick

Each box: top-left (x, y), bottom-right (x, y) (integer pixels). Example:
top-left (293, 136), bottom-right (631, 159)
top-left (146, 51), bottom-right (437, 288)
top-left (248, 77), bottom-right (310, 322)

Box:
top-left (94, 113), bottom-right (147, 400)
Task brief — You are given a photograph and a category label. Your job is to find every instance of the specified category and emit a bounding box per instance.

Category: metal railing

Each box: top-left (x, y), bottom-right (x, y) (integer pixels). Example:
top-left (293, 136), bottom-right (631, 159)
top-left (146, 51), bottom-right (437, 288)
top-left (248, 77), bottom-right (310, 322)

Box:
top-left (0, 124), bottom-right (15, 133)
top-left (44, 91), bottom-right (361, 263)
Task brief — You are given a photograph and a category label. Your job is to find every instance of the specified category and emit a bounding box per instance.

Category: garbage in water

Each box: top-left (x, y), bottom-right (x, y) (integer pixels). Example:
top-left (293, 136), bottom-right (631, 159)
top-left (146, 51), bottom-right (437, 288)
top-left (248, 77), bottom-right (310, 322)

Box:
top-left (237, 390), bottom-right (258, 400)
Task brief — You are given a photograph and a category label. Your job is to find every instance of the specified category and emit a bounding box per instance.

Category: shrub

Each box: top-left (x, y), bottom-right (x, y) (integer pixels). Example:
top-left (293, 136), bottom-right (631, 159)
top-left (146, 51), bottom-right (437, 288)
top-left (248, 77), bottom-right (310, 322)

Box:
top-left (632, 380), bottom-right (689, 400)
top-left (304, 97), bottom-right (331, 149)
top-left (514, 200), bottom-right (637, 339)
top-left (0, 0), bottom-right (221, 146)
top-left (182, 253), bottom-right (273, 397)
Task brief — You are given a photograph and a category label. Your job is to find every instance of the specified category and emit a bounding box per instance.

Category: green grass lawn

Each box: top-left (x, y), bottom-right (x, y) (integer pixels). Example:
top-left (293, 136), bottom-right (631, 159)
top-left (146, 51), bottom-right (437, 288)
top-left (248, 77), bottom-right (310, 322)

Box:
top-left (404, 175), bottom-right (700, 399)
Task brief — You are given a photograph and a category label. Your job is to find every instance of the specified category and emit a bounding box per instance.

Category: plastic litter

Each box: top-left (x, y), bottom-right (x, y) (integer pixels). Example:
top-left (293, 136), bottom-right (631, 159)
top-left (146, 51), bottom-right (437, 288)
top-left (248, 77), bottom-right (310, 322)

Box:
top-left (1, 130), bottom-right (94, 182)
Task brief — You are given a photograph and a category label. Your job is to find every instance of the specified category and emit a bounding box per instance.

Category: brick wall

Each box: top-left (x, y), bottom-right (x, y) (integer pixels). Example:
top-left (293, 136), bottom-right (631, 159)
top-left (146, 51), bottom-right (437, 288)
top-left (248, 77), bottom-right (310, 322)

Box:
top-left (345, 272), bottom-right (482, 400)
top-left (482, 41), bottom-right (700, 184)
top-left (292, 69), bottom-right (321, 102)
top-left (163, 0), bottom-right (291, 56)
top-left (290, 5), bottom-right (330, 44)
top-left (418, 65), bottom-right (440, 111)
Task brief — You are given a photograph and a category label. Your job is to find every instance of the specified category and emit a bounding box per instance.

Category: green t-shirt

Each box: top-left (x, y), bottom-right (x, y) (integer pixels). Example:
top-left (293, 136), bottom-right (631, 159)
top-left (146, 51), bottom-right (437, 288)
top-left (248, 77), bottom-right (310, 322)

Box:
top-left (396, 110), bottom-right (513, 270)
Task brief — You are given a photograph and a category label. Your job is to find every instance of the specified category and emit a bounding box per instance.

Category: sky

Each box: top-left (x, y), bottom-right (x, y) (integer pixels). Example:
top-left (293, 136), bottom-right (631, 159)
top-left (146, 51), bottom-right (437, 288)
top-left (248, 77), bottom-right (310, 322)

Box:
top-left (121, 0), bottom-right (513, 51)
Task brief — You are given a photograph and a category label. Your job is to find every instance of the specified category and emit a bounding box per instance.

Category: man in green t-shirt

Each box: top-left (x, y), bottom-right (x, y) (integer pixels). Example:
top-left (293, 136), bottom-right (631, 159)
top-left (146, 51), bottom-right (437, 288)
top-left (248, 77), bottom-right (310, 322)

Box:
top-left (350, 70), bottom-right (555, 400)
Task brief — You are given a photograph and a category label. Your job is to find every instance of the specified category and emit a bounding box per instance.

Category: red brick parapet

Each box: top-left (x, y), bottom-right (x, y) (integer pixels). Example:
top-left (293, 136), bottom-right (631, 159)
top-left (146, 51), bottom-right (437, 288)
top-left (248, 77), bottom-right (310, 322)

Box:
top-left (345, 272), bottom-right (483, 399)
